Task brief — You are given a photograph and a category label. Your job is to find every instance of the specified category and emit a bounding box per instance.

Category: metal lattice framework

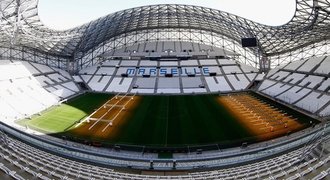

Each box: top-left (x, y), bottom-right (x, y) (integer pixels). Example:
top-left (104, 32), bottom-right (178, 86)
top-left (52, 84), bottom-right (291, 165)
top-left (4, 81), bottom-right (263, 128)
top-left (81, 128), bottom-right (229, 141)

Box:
top-left (0, 0), bottom-right (329, 72)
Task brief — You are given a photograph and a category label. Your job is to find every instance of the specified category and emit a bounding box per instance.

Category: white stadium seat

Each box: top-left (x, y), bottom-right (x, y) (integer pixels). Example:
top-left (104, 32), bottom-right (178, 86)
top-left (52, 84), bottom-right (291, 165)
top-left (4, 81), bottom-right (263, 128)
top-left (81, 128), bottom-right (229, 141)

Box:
top-left (246, 73), bottom-right (258, 81)
top-left (277, 87), bottom-right (312, 104)
top-left (106, 77), bottom-right (133, 93)
top-left (183, 88), bottom-right (207, 93)
top-left (205, 66), bottom-right (222, 75)
top-left (182, 77), bottom-right (203, 88)
top-left (158, 78), bottom-right (180, 89)
top-left (298, 75), bottom-right (324, 88)
top-left (121, 60), bottom-right (139, 66)
top-left (222, 66), bottom-right (242, 74)
top-left (80, 66), bottom-right (99, 75)
top-left (282, 73), bottom-right (306, 84)
top-left (218, 59), bottom-right (236, 65)
top-left (314, 56), bottom-right (330, 75)
top-left (270, 71), bottom-right (291, 81)
top-left (88, 75), bottom-right (112, 91)
top-left (0, 61), bottom-right (80, 122)
top-left (81, 75), bottom-right (93, 83)
top-left (31, 63), bottom-right (54, 73)
top-left (96, 67), bottom-right (116, 75)
top-left (260, 56), bottom-right (330, 116)
top-left (102, 60), bottom-right (121, 66)
top-left (262, 82), bottom-right (292, 97)
top-left (205, 76), bottom-right (232, 92)
top-left (159, 61), bottom-right (179, 66)
top-left (295, 92), bottom-right (330, 113)
top-left (239, 63), bottom-right (258, 73)
top-left (320, 105), bottom-right (330, 117)
top-left (180, 60), bottom-right (199, 66)
top-left (226, 74), bottom-right (249, 91)
top-left (318, 79), bottom-right (330, 91)
top-left (131, 89), bottom-right (155, 93)
top-left (157, 88), bottom-right (181, 93)
top-left (199, 59), bottom-right (218, 66)
top-left (135, 78), bottom-right (156, 89)
top-left (297, 56), bottom-right (324, 73)
top-left (283, 59), bottom-right (307, 71)
top-left (139, 60), bottom-right (158, 66)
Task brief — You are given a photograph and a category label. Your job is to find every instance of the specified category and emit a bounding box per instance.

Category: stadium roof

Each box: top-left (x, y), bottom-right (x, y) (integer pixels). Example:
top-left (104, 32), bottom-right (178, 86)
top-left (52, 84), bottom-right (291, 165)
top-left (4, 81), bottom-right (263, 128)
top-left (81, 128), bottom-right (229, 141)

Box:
top-left (0, 0), bottom-right (329, 58)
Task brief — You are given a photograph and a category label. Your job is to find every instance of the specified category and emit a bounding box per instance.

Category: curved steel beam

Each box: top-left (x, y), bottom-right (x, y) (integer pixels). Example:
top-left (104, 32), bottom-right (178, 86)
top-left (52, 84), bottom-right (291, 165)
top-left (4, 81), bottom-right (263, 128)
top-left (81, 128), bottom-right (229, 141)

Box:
top-left (0, 0), bottom-right (329, 59)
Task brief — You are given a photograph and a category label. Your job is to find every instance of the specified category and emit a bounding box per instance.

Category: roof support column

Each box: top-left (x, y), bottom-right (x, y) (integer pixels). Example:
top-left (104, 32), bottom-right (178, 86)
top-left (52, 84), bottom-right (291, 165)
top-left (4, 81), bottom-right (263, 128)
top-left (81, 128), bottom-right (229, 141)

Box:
top-left (259, 55), bottom-right (270, 73)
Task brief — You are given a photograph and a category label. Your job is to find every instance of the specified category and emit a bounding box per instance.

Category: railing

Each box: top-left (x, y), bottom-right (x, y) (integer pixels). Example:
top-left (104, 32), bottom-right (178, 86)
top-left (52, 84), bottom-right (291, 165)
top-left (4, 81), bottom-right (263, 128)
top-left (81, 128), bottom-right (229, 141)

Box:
top-left (299, 121), bottom-right (330, 161)
top-left (1, 120), bottom-right (329, 171)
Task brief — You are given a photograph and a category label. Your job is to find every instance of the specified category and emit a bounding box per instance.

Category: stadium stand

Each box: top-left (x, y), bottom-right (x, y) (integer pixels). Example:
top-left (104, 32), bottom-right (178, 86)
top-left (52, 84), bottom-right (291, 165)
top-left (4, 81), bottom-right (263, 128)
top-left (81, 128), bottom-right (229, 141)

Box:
top-left (0, 60), bottom-right (80, 122)
top-left (15, 61), bottom-right (81, 99)
top-left (0, 0), bottom-right (329, 179)
top-left (79, 42), bottom-right (258, 94)
top-left (259, 56), bottom-right (330, 117)
top-left (0, 124), bottom-right (330, 179)
top-left (315, 56), bottom-right (330, 75)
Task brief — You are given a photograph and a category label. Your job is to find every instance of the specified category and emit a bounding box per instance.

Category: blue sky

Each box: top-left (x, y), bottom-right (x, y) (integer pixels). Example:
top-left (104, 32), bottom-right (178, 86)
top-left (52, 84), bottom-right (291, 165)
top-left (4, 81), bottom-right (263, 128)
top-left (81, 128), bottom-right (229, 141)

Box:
top-left (38, 0), bottom-right (296, 30)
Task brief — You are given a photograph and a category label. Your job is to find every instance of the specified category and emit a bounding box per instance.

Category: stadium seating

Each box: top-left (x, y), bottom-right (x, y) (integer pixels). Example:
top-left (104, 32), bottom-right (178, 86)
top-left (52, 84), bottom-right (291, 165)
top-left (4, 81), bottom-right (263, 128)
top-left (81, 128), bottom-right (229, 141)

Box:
top-left (205, 76), bottom-right (232, 92)
top-left (297, 56), bottom-right (324, 73)
top-left (0, 55), bottom-right (329, 179)
top-left (315, 56), bottom-right (330, 75)
top-left (1, 51), bottom-right (328, 180)
top-left (87, 75), bottom-right (111, 91)
top-left (29, 63), bottom-right (80, 99)
top-left (79, 56), bottom-right (258, 94)
top-left (78, 41), bottom-right (258, 94)
top-left (77, 55), bottom-right (330, 120)
top-left (105, 77), bottom-right (133, 93)
top-left (0, 129), bottom-right (329, 179)
top-left (0, 60), bottom-right (79, 122)
top-left (259, 56), bottom-right (330, 117)
top-left (0, 0), bottom-right (329, 178)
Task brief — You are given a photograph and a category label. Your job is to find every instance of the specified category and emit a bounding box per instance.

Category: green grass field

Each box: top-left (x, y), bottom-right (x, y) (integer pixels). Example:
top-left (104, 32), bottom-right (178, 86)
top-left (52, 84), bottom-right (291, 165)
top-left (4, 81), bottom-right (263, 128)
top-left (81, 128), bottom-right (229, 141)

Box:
top-left (17, 92), bottom-right (316, 148)
top-left (18, 93), bottom-right (113, 133)
top-left (111, 95), bottom-right (251, 146)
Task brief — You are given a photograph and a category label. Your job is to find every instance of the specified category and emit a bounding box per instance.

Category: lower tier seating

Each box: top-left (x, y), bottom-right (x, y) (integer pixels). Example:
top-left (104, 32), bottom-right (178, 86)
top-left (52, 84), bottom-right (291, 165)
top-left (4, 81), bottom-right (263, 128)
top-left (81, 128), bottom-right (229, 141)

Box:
top-left (0, 130), bottom-right (329, 180)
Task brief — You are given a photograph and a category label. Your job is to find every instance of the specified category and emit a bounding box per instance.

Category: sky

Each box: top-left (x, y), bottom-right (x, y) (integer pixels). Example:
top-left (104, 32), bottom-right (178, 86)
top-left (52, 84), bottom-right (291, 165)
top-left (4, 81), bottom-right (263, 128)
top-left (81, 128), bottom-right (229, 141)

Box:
top-left (38, 0), bottom-right (296, 30)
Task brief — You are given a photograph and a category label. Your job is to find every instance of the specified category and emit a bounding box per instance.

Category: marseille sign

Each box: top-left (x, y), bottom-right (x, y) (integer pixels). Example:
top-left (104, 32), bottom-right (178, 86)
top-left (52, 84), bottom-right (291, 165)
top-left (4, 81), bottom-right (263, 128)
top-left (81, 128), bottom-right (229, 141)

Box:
top-left (126, 67), bottom-right (210, 76)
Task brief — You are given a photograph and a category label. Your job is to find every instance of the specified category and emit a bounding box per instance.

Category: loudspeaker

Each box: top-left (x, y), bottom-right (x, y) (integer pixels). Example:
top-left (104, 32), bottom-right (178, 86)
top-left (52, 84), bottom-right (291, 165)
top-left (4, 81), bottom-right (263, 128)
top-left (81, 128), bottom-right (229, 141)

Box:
top-left (241, 37), bottom-right (257, 47)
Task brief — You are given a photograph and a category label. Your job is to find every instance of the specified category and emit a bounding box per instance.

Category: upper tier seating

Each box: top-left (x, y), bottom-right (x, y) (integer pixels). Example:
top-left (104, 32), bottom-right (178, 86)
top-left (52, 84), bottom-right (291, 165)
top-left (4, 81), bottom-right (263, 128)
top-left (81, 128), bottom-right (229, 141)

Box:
top-left (297, 56), bottom-right (325, 73)
top-left (314, 56), bottom-right (330, 75)
top-left (28, 62), bottom-right (79, 99)
top-left (258, 56), bottom-right (330, 117)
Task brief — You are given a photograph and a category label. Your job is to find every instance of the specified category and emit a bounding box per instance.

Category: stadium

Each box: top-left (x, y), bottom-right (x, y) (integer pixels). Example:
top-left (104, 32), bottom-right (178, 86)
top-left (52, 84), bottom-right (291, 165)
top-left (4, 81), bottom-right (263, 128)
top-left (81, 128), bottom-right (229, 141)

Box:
top-left (0, 0), bottom-right (330, 179)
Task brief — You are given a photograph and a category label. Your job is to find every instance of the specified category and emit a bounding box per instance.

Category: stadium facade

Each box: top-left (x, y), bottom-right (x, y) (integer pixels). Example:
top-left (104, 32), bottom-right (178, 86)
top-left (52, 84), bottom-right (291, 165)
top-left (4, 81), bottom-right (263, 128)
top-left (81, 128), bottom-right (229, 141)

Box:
top-left (0, 0), bottom-right (330, 179)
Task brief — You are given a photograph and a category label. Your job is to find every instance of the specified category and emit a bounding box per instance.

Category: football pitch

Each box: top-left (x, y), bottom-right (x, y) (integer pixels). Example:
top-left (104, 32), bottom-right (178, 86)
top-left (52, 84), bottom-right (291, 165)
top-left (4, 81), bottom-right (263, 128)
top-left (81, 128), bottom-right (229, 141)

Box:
top-left (18, 92), bottom-right (316, 148)
top-left (17, 93), bottom-right (113, 133)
